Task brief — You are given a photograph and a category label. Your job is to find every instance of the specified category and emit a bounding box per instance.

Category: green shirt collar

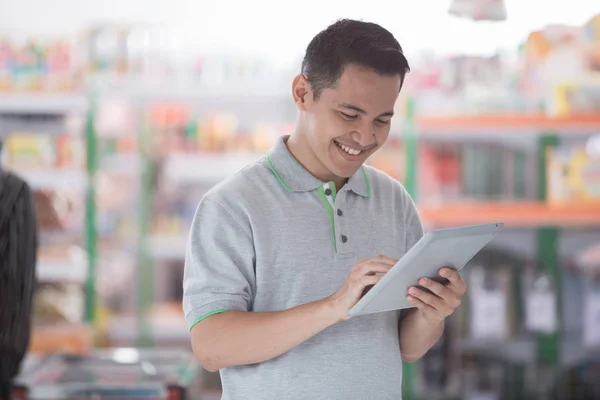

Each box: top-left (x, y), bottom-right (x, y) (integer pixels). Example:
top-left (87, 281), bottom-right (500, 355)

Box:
top-left (266, 135), bottom-right (371, 197)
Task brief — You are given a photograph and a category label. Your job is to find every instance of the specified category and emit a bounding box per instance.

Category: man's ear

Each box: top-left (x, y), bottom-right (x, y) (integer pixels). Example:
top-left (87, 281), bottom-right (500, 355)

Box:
top-left (292, 74), bottom-right (311, 111)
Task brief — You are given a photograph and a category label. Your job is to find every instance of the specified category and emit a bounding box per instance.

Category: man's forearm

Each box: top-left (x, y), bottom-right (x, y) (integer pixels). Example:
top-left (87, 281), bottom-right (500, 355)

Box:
top-left (190, 299), bottom-right (339, 371)
top-left (398, 309), bottom-right (444, 363)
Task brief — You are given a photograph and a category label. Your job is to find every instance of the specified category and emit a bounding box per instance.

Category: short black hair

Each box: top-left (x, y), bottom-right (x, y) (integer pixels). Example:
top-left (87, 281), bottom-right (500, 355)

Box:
top-left (301, 19), bottom-right (410, 99)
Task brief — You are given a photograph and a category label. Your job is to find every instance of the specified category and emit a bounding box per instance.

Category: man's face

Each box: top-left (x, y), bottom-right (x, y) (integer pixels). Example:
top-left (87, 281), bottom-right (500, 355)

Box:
top-left (300, 64), bottom-right (402, 179)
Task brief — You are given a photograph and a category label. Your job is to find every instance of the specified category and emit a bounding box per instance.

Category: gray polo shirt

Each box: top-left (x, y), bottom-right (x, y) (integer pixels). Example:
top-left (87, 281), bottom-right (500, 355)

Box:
top-left (183, 135), bottom-right (423, 400)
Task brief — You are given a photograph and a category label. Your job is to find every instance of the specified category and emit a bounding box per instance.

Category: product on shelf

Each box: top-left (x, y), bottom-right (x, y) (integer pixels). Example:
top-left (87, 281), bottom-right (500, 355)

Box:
top-left (448, 0), bottom-right (507, 22)
top-left (583, 279), bottom-right (600, 347)
top-left (468, 265), bottom-right (512, 340)
top-left (520, 21), bottom-right (600, 115)
top-left (0, 37), bottom-right (81, 93)
top-left (547, 142), bottom-right (600, 204)
top-left (523, 268), bottom-right (558, 334)
top-left (4, 133), bottom-right (85, 169)
top-left (418, 142), bottom-right (535, 205)
top-left (28, 323), bottom-right (93, 355)
top-left (4, 134), bottom-right (54, 167)
top-left (0, 37), bottom-right (12, 91)
top-left (86, 25), bottom-right (128, 74)
top-left (33, 283), bottom-right (84, 323)
top-left (408, 52), bottom-right (524, 117)
top-left (146, 102), bottom-right (290, 155)
top-left (577, 242), bottom-right (600, 275)
top-left (418, 144), bottom-right (461, 205)
top-left (583, 14), bottom-right (600, 71)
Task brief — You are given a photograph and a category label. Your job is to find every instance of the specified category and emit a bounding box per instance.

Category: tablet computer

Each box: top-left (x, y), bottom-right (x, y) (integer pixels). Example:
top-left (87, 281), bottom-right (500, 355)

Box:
top-left (348, 222), bottom-right (504, 317)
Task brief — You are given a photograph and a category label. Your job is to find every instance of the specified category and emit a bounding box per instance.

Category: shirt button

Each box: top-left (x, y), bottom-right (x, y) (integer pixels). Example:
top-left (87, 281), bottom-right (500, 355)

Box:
top-left (341, 235), bottom-right (348, 243)
top-left (337, 209), bottom-right (343, 216)
top-left (325, 188), bottom-right (332, 196)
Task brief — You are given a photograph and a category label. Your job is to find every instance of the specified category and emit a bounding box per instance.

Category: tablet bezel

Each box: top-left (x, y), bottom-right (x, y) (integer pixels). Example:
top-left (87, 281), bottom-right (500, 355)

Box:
top-left (347, 222), bottom-right (504, 317)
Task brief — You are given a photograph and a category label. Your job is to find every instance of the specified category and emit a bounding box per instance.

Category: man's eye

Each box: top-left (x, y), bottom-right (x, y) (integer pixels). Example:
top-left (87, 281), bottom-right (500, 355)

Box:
top-left (340, 112), bottom-right (358, 120)
top-left (375, 119), bottom-right (390, 126)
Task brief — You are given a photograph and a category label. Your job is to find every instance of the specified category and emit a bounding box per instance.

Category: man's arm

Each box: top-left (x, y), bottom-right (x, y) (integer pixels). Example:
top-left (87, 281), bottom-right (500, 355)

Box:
top-left (191, 299), bottom-right (337, 372)
top-left (191, 255), bottom-right (395, 372)
top-left (184, 194), bottom-right (399, 372)
top-left (398, 309), bottom-right (444, 362)
top-left (398, 268), bottom-right (466, 362)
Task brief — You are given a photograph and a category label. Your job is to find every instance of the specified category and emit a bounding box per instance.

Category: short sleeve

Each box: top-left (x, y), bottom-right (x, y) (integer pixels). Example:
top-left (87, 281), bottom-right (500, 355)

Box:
top-left (183, 197), bottom-right (256, 330)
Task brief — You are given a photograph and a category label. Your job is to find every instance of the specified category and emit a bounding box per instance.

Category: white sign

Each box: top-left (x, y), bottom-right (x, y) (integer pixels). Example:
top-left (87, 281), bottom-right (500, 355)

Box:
top-left (525, 291), bottom-right (558, 334)
top-left (583, 291), bottom-right (600, 347)
top-left (470, 289), bottom-right (507, 339)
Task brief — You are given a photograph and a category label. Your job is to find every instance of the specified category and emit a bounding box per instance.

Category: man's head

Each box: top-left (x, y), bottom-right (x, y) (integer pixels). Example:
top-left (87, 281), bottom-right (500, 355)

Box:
top-left (291, 19), bottom-right (409, 182)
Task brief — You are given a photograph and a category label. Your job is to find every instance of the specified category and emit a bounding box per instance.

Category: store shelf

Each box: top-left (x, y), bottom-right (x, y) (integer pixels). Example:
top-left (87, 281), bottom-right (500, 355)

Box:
top-left (15, 169), bottom-right (87, 190)
top-left (0, 115), bottom-right (67, 134)
top-left (147, 234), bottom-right (188, 260)
top-left (457, 337), bottom-right (600, 366)
top-left (118, 79), bottom-right (290, 102)
top-left (37, 260), bottom-right (88, 283)
top-left (457, 337), bottom-right (536, 363)
top-left (419, 201), bottom-right (600, 228)
top-left (0, 93), bottom-right (88, 114)
top-left (163, 153), bottom-right (263, 184)
top-left (416, 114), bottom-right (600, 136)
top-left (562, 340), bottom-right (600, 368)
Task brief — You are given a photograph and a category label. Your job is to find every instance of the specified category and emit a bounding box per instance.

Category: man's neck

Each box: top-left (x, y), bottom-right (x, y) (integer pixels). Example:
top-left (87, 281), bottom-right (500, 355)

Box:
top-left (286, 132), bottom-right (347, 190)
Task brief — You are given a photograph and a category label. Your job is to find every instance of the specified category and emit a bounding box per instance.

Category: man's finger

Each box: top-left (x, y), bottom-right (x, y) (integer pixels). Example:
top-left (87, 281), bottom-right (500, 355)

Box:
top-left (418, 278), bottom-right (451, 299)
top-left (358, 275), bottom-right (383, 291)
top-left (406, 294), bottom-right (437, 316)
top-left (439, 268), bottom-right (467, 294)
top-left (376, 254), bottom-right (398, 265)
top-left (408, 287), bottom-right (451, 314)
top-left (357, 261), bottom-right (394, 275)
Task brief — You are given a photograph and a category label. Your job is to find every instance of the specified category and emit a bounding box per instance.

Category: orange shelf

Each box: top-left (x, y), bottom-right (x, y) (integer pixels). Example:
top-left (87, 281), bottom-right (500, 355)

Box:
top-left (416, 114), bottom-right (600, 135)
top-left (419, 201), bottom-right (600, 228)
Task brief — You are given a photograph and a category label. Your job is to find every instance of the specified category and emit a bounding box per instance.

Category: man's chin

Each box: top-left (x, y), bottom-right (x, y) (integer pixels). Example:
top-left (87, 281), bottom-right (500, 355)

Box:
top-left (333, 165), bottom-right (363, 179)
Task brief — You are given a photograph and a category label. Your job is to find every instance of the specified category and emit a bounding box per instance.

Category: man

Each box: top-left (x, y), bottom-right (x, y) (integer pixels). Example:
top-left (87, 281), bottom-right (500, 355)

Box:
top-left (0, 137), bottom-right (38, 400)
top-left (183, 19), bottom-right (467, 399)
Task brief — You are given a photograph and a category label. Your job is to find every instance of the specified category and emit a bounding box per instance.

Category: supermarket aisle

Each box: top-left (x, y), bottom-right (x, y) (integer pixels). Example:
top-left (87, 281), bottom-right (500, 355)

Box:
top-left (0, 1), bottom-right (599, 399)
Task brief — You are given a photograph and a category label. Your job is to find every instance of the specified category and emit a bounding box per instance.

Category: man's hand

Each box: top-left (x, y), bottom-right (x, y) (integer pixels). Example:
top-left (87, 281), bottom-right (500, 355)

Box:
top-left (326, 255), bottom-right (397, 321)
top-left (406, 267), bottom-right (467, 324)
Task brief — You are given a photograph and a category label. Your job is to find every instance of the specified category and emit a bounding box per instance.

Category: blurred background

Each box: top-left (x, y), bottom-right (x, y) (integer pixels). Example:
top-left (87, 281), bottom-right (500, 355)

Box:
top-left (1, 0), bottom-right (600, 399)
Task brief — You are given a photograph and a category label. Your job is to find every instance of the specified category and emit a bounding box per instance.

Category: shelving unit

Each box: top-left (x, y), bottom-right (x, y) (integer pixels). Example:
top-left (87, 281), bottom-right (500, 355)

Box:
top-left (403, 109), bottom-right (600, 400)
top-left (417, 114), bottom-right (600, 136)
top-left (0, 91), bottom-right (95, 353)
top-left (419, 201), bottom-right (600, 228)
top-left (0, 93), bottom-right (87, 114)
top-left (127, 87), bottom-right (296, 347)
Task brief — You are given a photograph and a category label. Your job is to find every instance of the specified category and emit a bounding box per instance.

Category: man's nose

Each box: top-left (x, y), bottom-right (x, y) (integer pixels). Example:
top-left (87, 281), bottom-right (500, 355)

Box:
top-left (349, 126), bottom-right (375, 148)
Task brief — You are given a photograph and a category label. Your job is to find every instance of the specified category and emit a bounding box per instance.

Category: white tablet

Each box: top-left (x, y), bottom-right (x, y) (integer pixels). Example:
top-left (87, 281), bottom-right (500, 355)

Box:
top-left (348, 222), bottom-right (504, 317)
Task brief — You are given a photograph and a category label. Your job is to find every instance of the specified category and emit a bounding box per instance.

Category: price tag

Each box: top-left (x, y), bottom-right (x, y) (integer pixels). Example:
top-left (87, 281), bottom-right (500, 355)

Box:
top-left (470, 289), bottom-right (507, 339)
top-left (525, 291), bottom-right (557, 334)
top-left (583, 291), bottom-right (600, 347)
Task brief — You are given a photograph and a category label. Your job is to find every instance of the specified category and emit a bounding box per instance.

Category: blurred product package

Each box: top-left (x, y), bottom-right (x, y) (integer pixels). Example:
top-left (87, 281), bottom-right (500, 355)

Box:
top-left (448, 0), bottom-right (507, 22)
top-left (547, 141), bottom-right (600, 204)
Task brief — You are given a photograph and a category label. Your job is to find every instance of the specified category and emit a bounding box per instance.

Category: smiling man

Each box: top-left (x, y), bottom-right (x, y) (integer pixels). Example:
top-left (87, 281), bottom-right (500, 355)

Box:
top-left (183, 18), bottom-right (467, 400)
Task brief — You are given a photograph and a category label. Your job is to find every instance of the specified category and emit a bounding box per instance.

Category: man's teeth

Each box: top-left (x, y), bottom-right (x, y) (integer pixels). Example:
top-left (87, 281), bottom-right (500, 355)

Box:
top-left (339, 143), bottom-right (362, 155)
